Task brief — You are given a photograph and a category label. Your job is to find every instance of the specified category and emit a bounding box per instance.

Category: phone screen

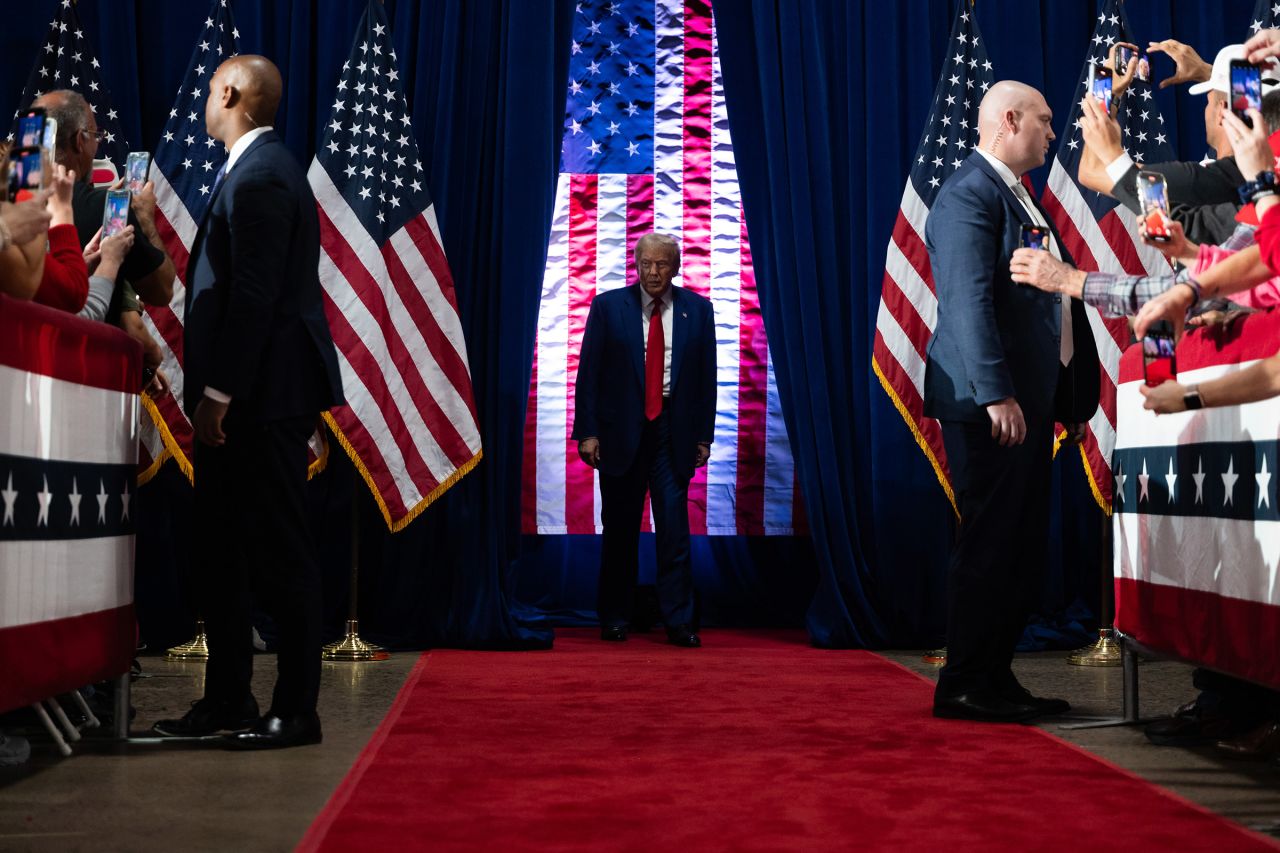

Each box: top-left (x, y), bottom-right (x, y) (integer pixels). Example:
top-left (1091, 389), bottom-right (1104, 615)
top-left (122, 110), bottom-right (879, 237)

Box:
top-left (1142, 324), bottom-right (1177, 387)
top-left (16, 110), bottom-right (45, 149)
top-left (125, 152), bottom-right (150, 194)
top-left (7, 148), bottom-right (43, 203)
top-left (102, 189), bottom-right (131, 238)
top-left (41, 117), bottom-right (57, 154)
top-left (1092, 66), bottom-right (1114, 115)
top-left (1230, 61), bottom-right (1263, 126)
top-left (1116, 46), bottom-right (1134, 72)
top-left (1137, 171), bottom-right (1172, 242)
top-left (1020, 224), bottom-right (1048, 251)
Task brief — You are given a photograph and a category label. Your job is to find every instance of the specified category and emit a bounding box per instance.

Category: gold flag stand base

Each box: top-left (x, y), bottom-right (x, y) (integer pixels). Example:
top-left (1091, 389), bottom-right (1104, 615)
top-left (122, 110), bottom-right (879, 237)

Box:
top-left (165, 621), bottom-right (210, 661)
top-left (322, 620), bottom-right (389, 662)
top-left (922, 647), bottom-right (947, 667)
top-left (1067, 627), bottom-right (1123, 667)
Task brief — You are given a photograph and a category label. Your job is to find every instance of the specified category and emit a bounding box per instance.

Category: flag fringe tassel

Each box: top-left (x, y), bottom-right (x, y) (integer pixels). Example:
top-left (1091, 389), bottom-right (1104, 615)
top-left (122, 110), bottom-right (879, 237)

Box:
top-left (138, 393), bottom-right (188, 486)
top-left (321, 411), bottom-right (483, 533)
top-left (1078, 442), bottom-right (1113, 516)
top-left (871, 356), bottom-right (958, 517)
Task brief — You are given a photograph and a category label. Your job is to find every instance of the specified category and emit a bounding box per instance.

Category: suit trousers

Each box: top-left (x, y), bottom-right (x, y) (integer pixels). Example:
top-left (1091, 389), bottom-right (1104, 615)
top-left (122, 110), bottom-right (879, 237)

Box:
top-left (597, 408), bottom-right (696, 629)
top-left (936, 417), bottom-right (1053, 698)
top-left (193, 413), bottom-right (322, 717)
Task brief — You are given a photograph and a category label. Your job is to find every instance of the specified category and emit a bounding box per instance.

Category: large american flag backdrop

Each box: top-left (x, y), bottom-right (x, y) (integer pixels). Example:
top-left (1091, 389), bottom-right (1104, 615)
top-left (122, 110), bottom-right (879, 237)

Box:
top-left (308, 2), bottom-right (482, 531)
top-left (1251, 0), bottom-right (1280, 35)
top-left (6, 0), bottom-right (129, 165)
top-left (1114, 313), bottom-right (1280, 690)
top-left (143, 0), bottom-right (242, 485)
top-left (1041, 0), bottom-right (1175, 511)
top-left (871, 2), bottom-right (993, 512)
top-left (522, 0), bottom-right (798, 536)
top-left (0, 297), bottom-right (138, 713)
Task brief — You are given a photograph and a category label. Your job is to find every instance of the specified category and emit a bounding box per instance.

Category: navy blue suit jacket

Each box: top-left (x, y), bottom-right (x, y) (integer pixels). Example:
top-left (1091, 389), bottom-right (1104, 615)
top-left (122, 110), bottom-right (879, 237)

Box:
top-left (572, 283), bottom-right (716, 481)
top-left (923, 151), bottom-right (1100, 426)
top-left (184, 131), bottom-right (344, 422)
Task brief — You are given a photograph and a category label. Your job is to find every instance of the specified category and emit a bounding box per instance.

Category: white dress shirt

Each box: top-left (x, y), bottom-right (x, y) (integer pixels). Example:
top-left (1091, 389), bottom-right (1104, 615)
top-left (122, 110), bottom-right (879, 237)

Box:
top-left (976, 149), bottom-right (1073, 365)
top-left (203, 126), bottom-right (275, 405)
top-left (640, 286), bottom-right (674, 396)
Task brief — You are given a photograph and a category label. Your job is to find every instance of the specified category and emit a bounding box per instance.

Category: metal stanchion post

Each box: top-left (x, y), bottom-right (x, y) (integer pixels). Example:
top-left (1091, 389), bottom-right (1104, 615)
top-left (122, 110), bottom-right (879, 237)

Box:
top-left (322, 490), bottom-right (388, 662)
top-left (113, 672), bottom-right (130, 740)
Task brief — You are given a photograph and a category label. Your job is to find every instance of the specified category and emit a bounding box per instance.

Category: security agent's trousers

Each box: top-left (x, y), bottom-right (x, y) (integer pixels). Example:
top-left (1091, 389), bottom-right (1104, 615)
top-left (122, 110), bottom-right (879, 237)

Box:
top-left (597, 407), bottom-right (696, 629)
top-left (936, 416), bottom-right (1053, 698)
top-left (193, 413), bottom-right (322, 717)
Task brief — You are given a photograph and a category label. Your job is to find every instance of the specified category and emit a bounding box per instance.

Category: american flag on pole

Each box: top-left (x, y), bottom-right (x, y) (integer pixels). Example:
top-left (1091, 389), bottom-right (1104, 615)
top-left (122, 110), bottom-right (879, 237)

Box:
top-left (1041, 0), bottom-right (1175, 511)
top-left (522, 0), bottom-right (798, 536)
top-left (309, 1), bottom-right (482, 532)
top-left (871, 1), bottom-right (993, 512)
top-left (6, 0), bottom-right (129, 166)
top-left (1250, 0), bottom-right (1280, 35)
top-left (143, 0), bottom-right (241, 485)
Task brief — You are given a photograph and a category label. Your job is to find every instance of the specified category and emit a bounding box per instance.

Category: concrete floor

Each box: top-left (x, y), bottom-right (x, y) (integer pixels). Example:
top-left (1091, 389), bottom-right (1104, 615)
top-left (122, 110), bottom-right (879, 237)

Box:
top-left (1, 644), bottom-right (1278, 851)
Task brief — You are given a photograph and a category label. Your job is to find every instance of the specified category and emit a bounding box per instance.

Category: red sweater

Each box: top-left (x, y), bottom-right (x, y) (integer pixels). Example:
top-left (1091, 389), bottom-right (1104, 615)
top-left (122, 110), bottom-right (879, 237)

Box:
top-left (32, 223), bottom-right (88, 313)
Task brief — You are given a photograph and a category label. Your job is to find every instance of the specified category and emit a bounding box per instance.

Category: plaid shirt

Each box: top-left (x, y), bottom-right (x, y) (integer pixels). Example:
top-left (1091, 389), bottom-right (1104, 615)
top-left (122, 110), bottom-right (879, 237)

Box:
top-left (1081, 223), bottom-right (1257, 317)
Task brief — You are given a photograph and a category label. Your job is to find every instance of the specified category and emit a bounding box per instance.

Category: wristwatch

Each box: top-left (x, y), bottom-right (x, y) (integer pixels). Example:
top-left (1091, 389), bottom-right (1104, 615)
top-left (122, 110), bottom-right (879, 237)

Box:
top-left (1238, 171), bottom-right (1278, 205)
top-left (1183, 384), bottom-right (1204, 411)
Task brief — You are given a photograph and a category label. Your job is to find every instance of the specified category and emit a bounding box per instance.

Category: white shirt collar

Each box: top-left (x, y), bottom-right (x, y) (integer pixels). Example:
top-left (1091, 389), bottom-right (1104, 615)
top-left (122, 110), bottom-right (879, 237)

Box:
top-left (224, 126), bottom-right (273, 174)
top-left (975, 148), bottom-right (1023, 190)
top-left (640, 284), bottom-right (673, 308)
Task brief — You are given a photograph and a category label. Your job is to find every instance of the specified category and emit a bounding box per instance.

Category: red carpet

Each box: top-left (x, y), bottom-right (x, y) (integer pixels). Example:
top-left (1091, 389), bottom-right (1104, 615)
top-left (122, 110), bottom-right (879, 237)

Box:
top-left (299, 629), bottom-right (1278, 852)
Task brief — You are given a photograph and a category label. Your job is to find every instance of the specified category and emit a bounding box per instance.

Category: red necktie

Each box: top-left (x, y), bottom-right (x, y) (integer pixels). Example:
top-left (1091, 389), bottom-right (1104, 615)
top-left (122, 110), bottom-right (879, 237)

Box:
top-left (645, 296), bottom-right (664, 420)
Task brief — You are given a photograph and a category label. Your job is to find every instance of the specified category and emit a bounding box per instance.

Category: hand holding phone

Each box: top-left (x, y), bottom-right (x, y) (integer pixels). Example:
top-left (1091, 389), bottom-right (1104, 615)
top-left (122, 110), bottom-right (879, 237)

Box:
top-left (101, 188), bottom-right (131, 238)
top-left (1142, 322), bottom-right (1178, 387)
top-left (1092, 64), bottom-right (1114, 116)
top-left (1137, 171), bottom-right (1173, 242)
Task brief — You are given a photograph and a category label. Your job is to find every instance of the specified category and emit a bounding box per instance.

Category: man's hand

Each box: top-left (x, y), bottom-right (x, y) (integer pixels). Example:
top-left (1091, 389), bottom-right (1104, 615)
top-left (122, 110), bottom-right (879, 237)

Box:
top-left (129, 180), bottom-right (158, 229)
top-left (1108, 42), bottom-right (1140, 103)
top-left (577, 437), bottom-right (600, 468)
top-left (1146, 39), bottom-right (1212, 90)
top-left (1079, 95), bottom-right (1124, 164)
top-left (1141, 219), bottom-right (1196, 265)
top-left (1009, 248), bottom-right (1086, 297)
top-left (695, 443), bottom-right (710, 468)
top-left (1060, 422), bottom-right (1088, 447)
top-left (1133, 282), bottom-right (1195, 339)
top-left (1139, 380), bottom-right (1188, 414)
top-left (986, 397), bottom-right (1026, 447)
top-left (1221, 109), bottom-right (1274, 181)
top-left (144, 367), bottom-right (171, 398)
top-left (1188, 307), bottom-right (1252, 329)
top-left (84, 224), bottom-right (136, 276)
top-left (193, 396), bottom-right (229, 447)
top-left (1, 194), bottom-right (52, 245)
top-left (45, 164), bottom-right (76, 228)
top-left (1246, 28), bottom-right (1280, 65)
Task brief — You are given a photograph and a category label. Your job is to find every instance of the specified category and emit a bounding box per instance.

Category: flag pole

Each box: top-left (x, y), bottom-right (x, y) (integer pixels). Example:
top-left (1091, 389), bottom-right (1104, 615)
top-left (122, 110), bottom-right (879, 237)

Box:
top-left (322, 479), bottom-right (388, 661)
top-left (1068, 506), bottom-right (1122, 665)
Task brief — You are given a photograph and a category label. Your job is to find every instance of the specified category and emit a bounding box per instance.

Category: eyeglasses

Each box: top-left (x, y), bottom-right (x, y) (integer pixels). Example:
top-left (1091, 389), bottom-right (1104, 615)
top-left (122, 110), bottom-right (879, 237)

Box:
top-left (80, 128), bottom-right (108, 144)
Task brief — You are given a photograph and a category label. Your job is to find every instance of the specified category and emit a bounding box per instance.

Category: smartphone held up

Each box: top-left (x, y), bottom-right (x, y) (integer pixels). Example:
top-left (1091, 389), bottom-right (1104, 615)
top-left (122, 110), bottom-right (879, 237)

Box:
top-left (1137, 171), bottom-right (1173, 243)
top-left (1091, 63), bottom-right (1114, 115)
top-left (1020, 224), bottom-right (1049, 251)
top-left (1142, 322), bottom-right (1177, 388)
top-left (1229, 60), bottom-right (1263, 128)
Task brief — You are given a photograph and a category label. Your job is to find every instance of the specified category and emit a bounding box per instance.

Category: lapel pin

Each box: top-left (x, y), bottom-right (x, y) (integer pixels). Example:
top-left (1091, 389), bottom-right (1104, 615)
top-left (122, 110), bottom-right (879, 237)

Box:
top-left (681, 312), bottom-right (687, 318)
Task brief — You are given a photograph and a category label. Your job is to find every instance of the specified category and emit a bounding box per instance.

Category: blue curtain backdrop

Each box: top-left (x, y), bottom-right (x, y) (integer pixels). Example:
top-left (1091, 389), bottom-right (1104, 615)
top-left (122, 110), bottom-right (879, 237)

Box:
top-left (0, 0), bottom-right (1261, 649)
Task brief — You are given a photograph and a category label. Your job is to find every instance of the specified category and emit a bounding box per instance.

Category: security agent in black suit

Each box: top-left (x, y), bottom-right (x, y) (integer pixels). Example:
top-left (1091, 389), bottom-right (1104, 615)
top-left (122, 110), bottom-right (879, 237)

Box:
top-left (572, 233), bottom-right (717, 647)
top-left (153, 56), bottom-right (344, 749)
top-left (924, 82), bottom-right (1100, 724)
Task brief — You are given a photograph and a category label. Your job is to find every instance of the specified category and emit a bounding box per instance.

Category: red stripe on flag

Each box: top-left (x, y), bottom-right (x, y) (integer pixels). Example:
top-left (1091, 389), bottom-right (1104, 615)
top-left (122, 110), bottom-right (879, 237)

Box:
top-left (872, 331), bottom-right (950, 482)
top-left (566, 175), bottom-right (598, 535)
top-left (878, 268), bottom-right (933, 361)
top-left (0, 605), bottom-right (135, 714)
top-left (318, 285), bottom-right (437, 519)
top-left (1099, 208), bottom-right (1149, 276)
top-left (683, 0), bottom-right (713, 534)
top-left (318, 212), bottom-right (474, 471)
top-left (891, 212), bottom-right (935, 294)
top-left (736, 212), bottom-right (767, 534)
top-left (153, 207), bottom-right (192, 291)
top-left (522, 339), bottom-right (539, 534)
top-left (326, 397), bottom-right (409, 520)
top-left (1040, 189), bottom-right (1101, 273)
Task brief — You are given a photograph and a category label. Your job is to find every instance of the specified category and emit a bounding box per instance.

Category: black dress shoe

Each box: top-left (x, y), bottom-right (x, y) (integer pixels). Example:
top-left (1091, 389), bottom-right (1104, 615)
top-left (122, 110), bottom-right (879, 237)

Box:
top-left (1002, 685), bottom-right (1071, 716)
top-left (153, 695), bottom-right (260, 737)
top-left (224, 712), bottom-right (323, 750)
top-left (933, 691), bottom-right (1040, 723)
top-left (601, 625), bottom-right (628, 642)
top-left (665, 624), bottom-right (701, 648)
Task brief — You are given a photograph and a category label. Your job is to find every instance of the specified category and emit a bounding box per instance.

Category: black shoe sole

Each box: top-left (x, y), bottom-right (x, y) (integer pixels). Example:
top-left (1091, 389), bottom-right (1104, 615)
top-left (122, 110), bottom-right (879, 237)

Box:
top-left (933, 705), bottom-right (1041, 723)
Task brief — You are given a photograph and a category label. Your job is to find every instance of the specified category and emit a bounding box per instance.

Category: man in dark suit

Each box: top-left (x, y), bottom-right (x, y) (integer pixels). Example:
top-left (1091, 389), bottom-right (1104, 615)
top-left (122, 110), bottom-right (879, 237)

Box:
top-left (572, 233), bottom-right (716, 647)
top-left (924, 81), bottom-right (1100, 723)
top-left (153, 55), bottom-right (344, 749)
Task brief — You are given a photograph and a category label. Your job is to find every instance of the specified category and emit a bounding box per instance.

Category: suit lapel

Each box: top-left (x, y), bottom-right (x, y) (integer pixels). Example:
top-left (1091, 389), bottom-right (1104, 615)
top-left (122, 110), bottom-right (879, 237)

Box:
top-left (669, 286), bottom-right (689, 393)
top-left (622, 284), bottom-right (645, 386)
top-left (969, 152), bottom-right (1076, 268)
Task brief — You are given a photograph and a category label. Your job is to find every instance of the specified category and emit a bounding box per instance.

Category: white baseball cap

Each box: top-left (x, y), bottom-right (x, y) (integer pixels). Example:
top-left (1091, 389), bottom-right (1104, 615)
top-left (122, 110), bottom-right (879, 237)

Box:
top-left (1189, 44), bottom-right (1280, 96)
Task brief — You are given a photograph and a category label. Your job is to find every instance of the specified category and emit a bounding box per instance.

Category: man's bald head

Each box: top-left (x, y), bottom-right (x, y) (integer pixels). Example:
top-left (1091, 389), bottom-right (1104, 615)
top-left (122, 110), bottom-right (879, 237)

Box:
top-left (205, 55), bottom-right (283, 145)
top-left (976, 80), bottom-right (1056, 177)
